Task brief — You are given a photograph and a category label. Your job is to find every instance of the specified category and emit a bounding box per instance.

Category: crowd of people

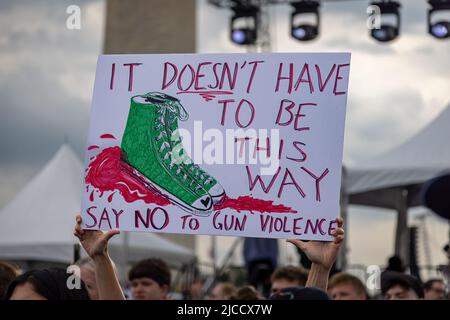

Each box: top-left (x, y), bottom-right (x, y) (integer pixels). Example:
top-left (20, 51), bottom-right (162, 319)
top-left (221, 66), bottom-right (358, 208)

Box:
top-left (0, 214), bottom-right (448, 301)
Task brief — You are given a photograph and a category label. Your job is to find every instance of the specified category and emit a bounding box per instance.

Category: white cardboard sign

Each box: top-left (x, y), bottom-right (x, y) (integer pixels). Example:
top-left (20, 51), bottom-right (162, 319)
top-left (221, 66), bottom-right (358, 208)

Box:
top-left (81, 52), bottom-right (351, 241)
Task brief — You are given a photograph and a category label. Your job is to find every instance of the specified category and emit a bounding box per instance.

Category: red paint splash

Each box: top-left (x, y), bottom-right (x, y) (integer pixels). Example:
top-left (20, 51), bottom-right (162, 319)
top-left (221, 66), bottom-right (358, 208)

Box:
top-left (85, 146), bottom-right (295, 214)
top-left (107, 192), bottom-right (116, 203)
top-left (88, 145), bottom-right (99, 150)
top-left (100, 134), bottom-right (116, 139)
top-left (177, 90), bottom-right (233, 102)
top-left (214, 195), bottom-right (296, 214)
top-left (85, 146), bottom-right (171, 206)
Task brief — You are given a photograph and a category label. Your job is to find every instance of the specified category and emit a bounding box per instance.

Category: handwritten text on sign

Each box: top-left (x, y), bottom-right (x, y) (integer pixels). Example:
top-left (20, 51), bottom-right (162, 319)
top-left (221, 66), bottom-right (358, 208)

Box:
top-left (81, 53), bottom-right (351, 241)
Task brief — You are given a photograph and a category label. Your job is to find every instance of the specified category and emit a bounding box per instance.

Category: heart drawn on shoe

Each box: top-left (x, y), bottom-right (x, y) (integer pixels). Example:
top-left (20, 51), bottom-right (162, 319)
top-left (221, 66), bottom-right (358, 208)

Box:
top-left (200, 197), bottom-right (211, 208)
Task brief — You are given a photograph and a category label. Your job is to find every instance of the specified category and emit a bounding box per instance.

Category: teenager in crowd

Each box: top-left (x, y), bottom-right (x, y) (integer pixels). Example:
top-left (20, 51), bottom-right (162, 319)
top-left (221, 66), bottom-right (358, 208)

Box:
top-left (5, 268), bottom-right (90, 300)
top-left (207, 282), bottom-right (237, 300)
top-left (128, 258), bottom-right (171, 300)
top-left (75, 257), bottom-right (98, 300)
top-left (270, 265), bottom-right (308, 295)
top-left (0, 261), bottom-right (20, 299)
top-left (229, 285), bottom-right (264, 300)
top-left (381, 271), bottom-right (424, 300)
top-left (328, 272), bottom-right (368, 300)
top-left (423, 279), bottom-right (446, 300)
top-left (189, 269), bottom-right (206, 300)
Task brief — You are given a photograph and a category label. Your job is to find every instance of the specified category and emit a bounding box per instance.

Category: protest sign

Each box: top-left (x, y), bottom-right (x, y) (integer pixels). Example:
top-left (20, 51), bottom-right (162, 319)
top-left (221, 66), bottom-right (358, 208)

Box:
top-left (81, 52), bottom-right (351, 241)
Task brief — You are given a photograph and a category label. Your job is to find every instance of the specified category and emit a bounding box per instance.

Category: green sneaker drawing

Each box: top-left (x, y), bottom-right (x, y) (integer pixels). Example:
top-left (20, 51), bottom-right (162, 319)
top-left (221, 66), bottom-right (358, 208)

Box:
top-left (160, 94), bottom-right (226, 205)
top-left (120, 92), bottom-right (224, 215)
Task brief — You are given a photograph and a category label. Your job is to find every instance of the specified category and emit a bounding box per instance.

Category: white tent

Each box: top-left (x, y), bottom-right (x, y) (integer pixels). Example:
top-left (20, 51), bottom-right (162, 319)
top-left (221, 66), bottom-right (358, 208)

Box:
top-left (347, 103), bottom-right (450, 204)
top-left (346, 103), bottom-right (450, 261)
top-left (0, 144), bottom-right (195, 270)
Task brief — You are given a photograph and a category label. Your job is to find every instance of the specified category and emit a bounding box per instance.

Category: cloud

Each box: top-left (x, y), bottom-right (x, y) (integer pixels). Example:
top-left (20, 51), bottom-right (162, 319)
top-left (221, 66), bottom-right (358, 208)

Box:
top-left (0, 0), bottom-right (104, 207)
top-left (344, 87), bottom-right (427, 163)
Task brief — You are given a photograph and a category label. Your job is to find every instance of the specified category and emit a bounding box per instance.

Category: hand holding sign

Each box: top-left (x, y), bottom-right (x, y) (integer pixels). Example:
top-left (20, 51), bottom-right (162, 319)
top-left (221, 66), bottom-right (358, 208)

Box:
top-left (287, 216), bottom-right (344, 291)
top-left (74, 214), bottom-right (119, 259)
top-left (287, 216), bottom-right (344, 270)
top-left (74, 215), bottom-right (124, 300)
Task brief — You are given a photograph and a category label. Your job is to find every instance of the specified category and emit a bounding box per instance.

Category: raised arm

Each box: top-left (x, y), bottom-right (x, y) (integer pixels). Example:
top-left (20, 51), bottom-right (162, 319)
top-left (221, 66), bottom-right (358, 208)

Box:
top-left (74, 214), bottom-right (125, 300)
top-left (287, 217), bottom-right (344, 291)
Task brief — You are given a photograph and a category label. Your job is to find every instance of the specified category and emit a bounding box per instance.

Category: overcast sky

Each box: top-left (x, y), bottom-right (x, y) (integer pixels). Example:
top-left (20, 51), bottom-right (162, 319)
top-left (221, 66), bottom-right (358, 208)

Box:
top-left (0, 0), bottom-right (449, 270)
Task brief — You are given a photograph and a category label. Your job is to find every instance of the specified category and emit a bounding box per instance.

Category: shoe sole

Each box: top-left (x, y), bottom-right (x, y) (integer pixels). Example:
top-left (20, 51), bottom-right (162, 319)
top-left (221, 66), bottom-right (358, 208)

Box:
top-left (119, 160), bottom-right (214, 217)
top-left (212, 192), bottom-right (226, 205)
top-left (179, 164), bottom-right (226, 205)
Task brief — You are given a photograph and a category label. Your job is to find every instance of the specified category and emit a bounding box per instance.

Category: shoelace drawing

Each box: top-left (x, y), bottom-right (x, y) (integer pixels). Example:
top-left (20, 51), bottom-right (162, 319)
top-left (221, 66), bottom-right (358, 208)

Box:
top-left (166, 112), bottom-right (214, 186)
top-left (153, 103), bottom-right (203, 192)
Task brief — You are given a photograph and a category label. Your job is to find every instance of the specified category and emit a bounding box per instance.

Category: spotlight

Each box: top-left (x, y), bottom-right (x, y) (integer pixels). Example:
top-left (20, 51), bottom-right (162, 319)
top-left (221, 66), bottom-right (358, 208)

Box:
top-left (428, 0), bottom-right (450, 39)
top-left (230, 4), bottom-right (259, 45)
top-left (370, 1), bottom-right (401, 42)
top-left (290, 1), bottom-right (320, 41)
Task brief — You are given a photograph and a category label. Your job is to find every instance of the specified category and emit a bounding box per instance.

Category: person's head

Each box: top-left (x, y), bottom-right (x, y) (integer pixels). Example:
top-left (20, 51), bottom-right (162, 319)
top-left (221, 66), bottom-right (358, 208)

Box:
top-left (386, 255), bottom-right (405, 273)
top-left (128, 258), bottom-right (171, 300)
top-left (75, 257), bottom-right (98, 300)
top-left (189, 272), bottom-right (205, 300)
top-left (229, 285), bottom-right (264, 300)
top-left (381, 272), bottom-right (424, 300)
top-left (208, 282), bottom-right (236, 300)
top-left (423, 279), bottom-right (446, 300)
top-left (270, 286), bottom-right (330, 300)
top-left (270, 266), bottom-right (308, 295)
top-left (328, 272), bottom-right (368, 300)
top-left (0, 261), bottom-right (19, 299)
top-left (5, 268), bottom-right (90, 300)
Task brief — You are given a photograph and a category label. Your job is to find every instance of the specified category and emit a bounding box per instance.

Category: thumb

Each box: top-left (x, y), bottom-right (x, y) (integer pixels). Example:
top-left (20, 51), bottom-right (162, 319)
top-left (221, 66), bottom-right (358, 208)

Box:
top-left (103, 229), bottom-right (120, 242)
top-left (287, 239), bottom-right (308, 251)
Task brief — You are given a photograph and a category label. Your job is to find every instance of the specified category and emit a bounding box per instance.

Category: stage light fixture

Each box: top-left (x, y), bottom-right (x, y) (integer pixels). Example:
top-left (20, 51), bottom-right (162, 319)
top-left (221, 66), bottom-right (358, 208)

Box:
top-left (428, 0), bottom-right (450, 39)
top-left (370, 1), bottom-right (401, 42)
top-left (230, 4), bottom-right (259, 45)
top-left (290, 1), bottom-right (320, 41)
